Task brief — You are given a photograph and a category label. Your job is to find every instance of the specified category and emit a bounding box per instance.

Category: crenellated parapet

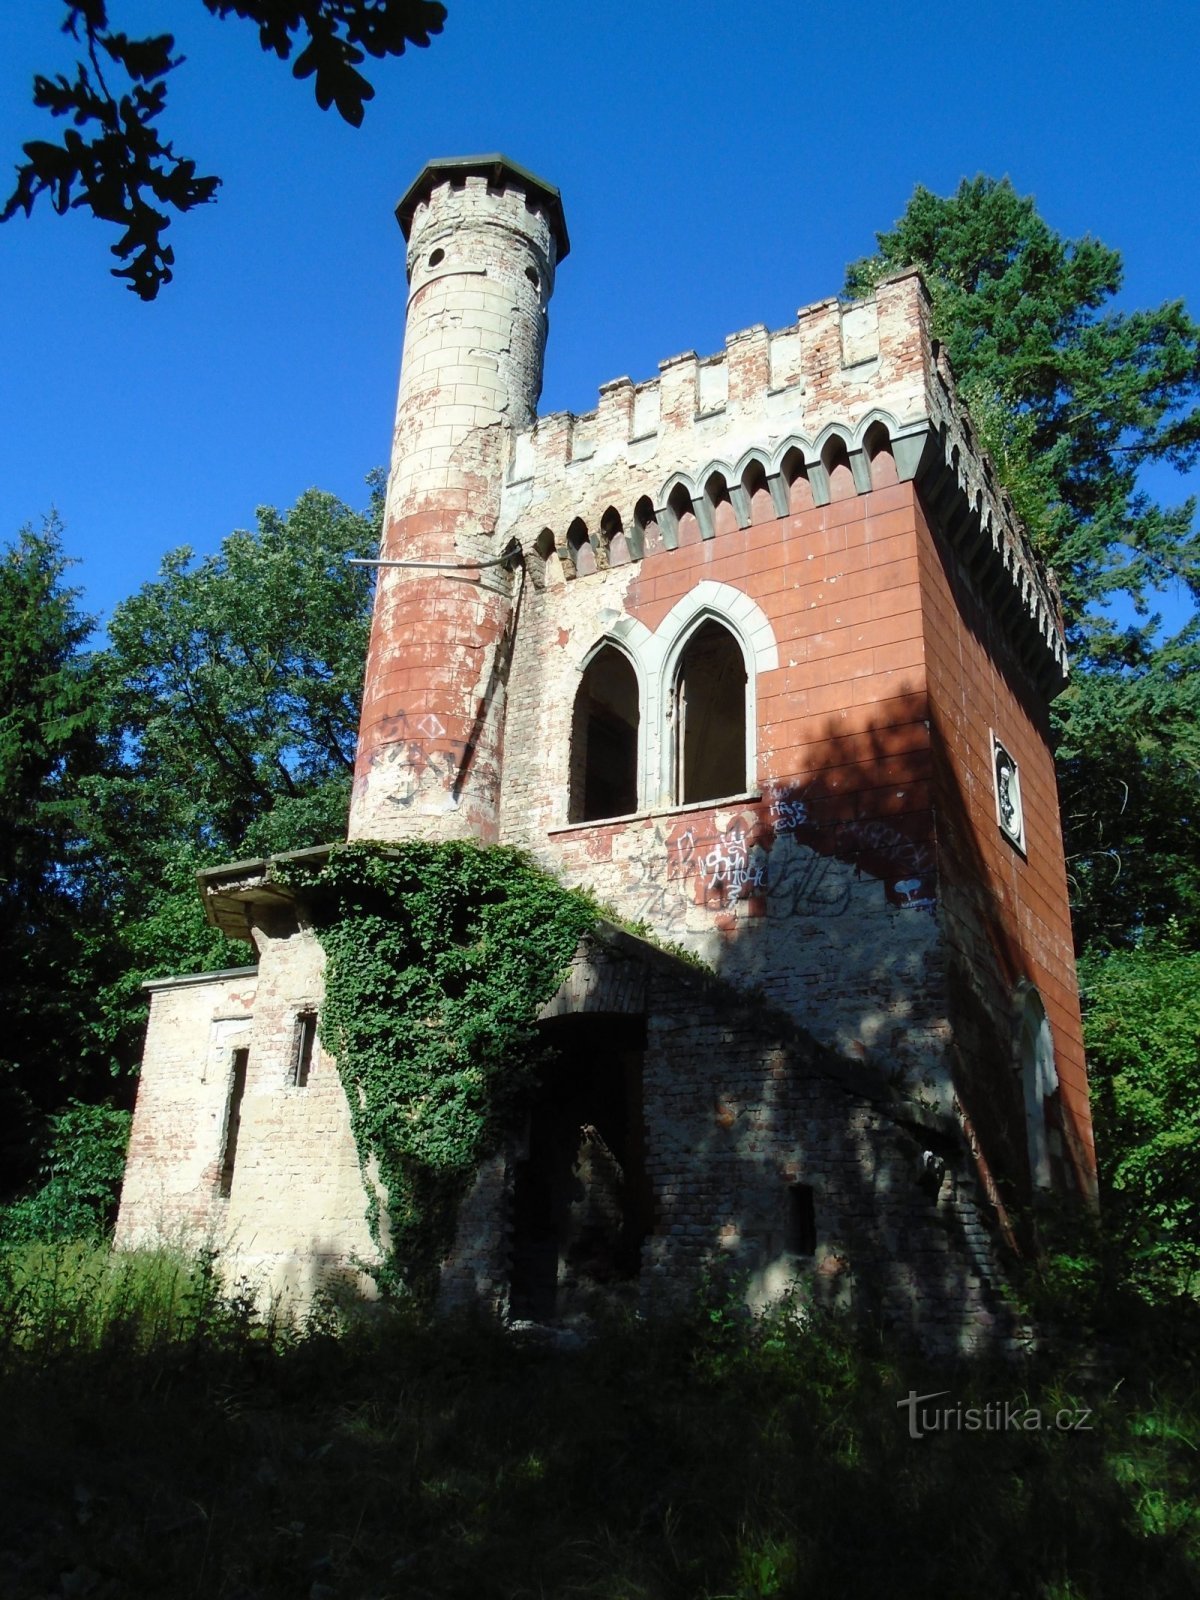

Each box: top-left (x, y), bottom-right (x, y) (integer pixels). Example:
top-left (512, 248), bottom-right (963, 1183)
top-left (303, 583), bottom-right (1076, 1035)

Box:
top-left (499, 269), bottom-right (1067, 695)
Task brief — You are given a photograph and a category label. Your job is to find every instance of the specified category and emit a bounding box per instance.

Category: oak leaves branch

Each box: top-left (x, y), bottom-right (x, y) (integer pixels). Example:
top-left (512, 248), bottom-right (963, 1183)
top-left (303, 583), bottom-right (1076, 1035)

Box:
top-left (1, 0), bottom-right (448, 299)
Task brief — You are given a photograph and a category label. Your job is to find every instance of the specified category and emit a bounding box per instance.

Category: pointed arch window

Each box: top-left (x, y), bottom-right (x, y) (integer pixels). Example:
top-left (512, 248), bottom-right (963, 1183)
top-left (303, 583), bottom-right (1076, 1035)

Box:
top-left (570, 645), bottom-right (640, 822)
top-left (673, 619), bottom-right (748, 804)
top-left (1018, 988), bottom-right (1065, 1191)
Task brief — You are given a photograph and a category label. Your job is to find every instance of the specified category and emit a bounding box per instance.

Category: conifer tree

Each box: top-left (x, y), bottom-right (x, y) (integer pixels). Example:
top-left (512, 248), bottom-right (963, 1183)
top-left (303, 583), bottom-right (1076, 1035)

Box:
top-left (846, 178), bottom-right (1200, 948)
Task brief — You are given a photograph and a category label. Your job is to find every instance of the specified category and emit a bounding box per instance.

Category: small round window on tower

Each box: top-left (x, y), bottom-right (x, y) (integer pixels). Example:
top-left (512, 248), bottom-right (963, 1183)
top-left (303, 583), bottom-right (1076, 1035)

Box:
top-left (428, 247), bottom-right (445, 267)
top-left (525, 266), bottom-right (539, 290)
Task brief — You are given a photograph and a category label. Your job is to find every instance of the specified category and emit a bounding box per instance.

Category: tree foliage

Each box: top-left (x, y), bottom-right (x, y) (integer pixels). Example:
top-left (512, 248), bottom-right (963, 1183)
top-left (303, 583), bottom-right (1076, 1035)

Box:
top-left (2, 0), bottom-right (447, 298)
top-left (0, 1100), bottom-right (131, 1244)
top-left (0, 488), bottom-right (379, 1213)
top-left (845, 176), bottom-right (1200, 653)
top-left (0, 519), bottom-right (116, 1195)
top-left (278, 843), bottom-right (600, 1297)
top-left (846, 177), bottom-right (1200, 948)
top-left (96, 485), bottom-right (377, 864)
top-left (1080, 935), bottom-right (1200, 1297)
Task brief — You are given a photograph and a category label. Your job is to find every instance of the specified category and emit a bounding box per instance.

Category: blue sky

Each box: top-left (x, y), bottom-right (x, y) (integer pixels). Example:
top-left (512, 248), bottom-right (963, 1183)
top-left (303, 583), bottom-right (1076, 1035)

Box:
top-left (1, 0), bottom-right (1197, 634)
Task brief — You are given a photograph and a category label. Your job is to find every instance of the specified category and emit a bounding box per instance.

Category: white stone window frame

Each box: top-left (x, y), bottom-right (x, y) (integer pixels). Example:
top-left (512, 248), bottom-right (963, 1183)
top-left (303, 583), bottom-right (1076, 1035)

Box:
top-left (582, 581), bottom-right (778, 814)
top-left (991, 731), bottom-right (1026, 855)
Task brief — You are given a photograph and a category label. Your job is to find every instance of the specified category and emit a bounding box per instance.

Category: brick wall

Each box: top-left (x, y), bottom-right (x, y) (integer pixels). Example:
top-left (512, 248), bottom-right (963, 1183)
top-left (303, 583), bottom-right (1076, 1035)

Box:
top-left (116, 968), bottom-right (258, 1249)
top-left (499, 474), bottom-right (952, 1098)
top-left (436, 929), bottom-right (1016, 1355)
top-left (116, 931), bottom-right (379, 1304)
top-left (913, 492), bottom-right (1095, 1206)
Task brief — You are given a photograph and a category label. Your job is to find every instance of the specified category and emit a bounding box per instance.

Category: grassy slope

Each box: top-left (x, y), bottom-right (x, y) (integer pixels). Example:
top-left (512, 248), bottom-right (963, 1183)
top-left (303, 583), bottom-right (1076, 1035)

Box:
top-left (1, 1245), bottom-right (1198, 1600)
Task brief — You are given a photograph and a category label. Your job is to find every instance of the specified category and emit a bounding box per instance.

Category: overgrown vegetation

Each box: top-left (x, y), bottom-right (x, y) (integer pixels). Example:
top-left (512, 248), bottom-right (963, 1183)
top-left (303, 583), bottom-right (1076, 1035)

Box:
top-left (277, 841), bottom-right (600, 1296)
top-left (1080, 932), bottom-right (1200, 1300)
top-left (1, 1243), bottom-right (1199, 1599)
top-left (0, 1101), bottom-right (130, 1246)
top-left (0, 486), bottom-right (378, 1218)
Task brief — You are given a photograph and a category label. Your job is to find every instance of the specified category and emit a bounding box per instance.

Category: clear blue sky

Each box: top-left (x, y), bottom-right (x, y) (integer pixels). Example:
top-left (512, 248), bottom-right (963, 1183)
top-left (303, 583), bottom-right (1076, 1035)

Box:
top-left (1, 0), bottom-right (1197, 635)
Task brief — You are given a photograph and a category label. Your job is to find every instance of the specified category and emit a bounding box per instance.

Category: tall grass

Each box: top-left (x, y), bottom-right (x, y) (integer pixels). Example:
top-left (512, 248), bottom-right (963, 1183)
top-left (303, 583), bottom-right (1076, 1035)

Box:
top-left (0, 1240), bottom-right (267, 1366)
top-left (0, 1244), bottom-right (1197, 1598)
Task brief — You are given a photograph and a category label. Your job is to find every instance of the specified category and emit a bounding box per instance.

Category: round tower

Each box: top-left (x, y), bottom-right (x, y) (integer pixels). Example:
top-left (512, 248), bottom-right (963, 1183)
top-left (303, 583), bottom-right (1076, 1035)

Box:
top-left (348, 155), bottom-right (569, 842)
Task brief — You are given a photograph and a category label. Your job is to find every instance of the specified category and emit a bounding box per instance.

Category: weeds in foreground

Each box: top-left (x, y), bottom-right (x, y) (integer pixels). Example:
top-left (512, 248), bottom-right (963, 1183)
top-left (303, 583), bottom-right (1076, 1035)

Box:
top-left (0, 1244), bottom-right (1198, 1598)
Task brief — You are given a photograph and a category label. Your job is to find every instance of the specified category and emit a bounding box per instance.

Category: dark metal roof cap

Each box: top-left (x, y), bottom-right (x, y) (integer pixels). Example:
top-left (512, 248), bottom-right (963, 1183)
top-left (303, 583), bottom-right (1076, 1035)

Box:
top-left (395, 154), bottom-right (570, 261)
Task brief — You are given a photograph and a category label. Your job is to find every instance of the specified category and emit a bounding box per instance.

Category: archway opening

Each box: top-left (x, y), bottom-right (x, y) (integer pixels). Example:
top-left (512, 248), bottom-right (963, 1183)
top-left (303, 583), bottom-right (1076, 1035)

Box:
top-left (674, 619), bottom-right (748, 803)
top-left (509, 1016), bottom-right (650, 1321)
top-left (569, 645), bottom-right (640, 822)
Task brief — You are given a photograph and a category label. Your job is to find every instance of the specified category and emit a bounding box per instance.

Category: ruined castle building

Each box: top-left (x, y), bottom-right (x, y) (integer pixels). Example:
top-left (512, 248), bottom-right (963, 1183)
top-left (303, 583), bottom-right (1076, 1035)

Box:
top-left (117, 157), bottom-right (1096, 1346)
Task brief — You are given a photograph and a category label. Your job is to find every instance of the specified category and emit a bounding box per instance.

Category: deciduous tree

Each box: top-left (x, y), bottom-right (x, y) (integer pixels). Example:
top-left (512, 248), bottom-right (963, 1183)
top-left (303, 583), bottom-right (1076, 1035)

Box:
top-left (2, 0), bottom-right (447, 297)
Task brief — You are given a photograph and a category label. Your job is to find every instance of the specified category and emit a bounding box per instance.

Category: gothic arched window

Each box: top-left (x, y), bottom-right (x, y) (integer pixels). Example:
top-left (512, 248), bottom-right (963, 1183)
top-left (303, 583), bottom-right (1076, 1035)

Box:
top-left (569, 645), bottom-right (640, 822)
top-left (672, 619), bottom-right (748, 804)
top-left (1019, 988), bottom-right (1063, 1191)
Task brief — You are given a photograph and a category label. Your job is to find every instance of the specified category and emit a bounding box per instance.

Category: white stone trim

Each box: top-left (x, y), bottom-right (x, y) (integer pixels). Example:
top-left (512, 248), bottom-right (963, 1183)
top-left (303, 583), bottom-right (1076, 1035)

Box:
top-left (647, 582), bottom-right (778, 806)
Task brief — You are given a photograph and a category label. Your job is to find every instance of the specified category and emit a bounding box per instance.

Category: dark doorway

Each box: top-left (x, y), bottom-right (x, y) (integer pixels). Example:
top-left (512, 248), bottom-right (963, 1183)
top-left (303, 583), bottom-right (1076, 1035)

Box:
top-left (509, 1017), bottom-right (651, 1321)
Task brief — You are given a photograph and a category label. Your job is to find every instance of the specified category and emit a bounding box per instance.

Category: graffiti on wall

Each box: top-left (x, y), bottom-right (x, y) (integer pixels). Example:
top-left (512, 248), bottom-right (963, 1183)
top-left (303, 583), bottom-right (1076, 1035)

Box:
top-left (359, 708), bottom-right (497, 813)
top-left (615, 782), bottom-right (938, 928)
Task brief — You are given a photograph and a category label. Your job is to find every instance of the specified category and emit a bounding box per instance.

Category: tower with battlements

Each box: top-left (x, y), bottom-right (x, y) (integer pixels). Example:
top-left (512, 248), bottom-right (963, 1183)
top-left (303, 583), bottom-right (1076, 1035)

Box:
top-left (350, 157), bottom-right (568, 842)
top-left (117, 157), bottom-right (1095, 1349)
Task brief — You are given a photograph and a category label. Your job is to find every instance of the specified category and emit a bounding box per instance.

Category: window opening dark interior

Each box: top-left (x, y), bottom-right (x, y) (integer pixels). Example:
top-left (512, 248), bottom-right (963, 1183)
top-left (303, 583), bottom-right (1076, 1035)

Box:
top-left (570, 645), bottom-right (639, 822)
top-left (785, 1184), bottom-right (817, 1256)
top-left (219, 1047), bottom-right (249, 1198)
top-left (510, 1017), bottom-right (651, 1322)
top-left (292, 1012), bottom-right (317, 1088)
top-left (675, 619), bottom-right (747, 803)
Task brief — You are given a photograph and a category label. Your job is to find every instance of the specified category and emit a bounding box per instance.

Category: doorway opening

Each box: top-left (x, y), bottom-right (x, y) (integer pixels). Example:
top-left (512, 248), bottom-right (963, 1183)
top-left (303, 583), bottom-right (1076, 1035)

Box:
top-left (509, 1017), bottom-right (651, 1321)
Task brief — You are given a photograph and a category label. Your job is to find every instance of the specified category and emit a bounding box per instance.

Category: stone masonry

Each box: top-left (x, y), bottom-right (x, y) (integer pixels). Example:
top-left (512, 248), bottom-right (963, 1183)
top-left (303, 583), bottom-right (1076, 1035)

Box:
top-left (117, 156), bottom-right (1095, 1350)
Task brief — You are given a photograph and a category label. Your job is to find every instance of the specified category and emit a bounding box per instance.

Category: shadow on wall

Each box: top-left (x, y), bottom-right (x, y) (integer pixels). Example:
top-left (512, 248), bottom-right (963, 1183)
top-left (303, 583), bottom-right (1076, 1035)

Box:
top-left (522, 927), bottom-right (1008, 1355)
top-left (529, 681), bottom-right (1092, 1346)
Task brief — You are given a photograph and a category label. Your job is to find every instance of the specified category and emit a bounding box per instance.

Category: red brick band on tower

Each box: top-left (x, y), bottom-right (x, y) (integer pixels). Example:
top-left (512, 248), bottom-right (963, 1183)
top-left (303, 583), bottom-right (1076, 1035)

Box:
top-left (348, 156), bottom-right (569, 843)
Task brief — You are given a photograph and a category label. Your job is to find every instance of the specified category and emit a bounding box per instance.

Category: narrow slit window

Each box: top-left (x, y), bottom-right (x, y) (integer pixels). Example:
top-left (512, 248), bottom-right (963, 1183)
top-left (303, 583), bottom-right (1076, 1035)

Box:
top-left (292, 1011), bottom-right (317, 1088)
top-left (219, 1048), bottom-right (249, 1198)
top-left (1019, 990), bottom-right (1060, 1190)
top-left (674, 620), bottom-right (747, 804)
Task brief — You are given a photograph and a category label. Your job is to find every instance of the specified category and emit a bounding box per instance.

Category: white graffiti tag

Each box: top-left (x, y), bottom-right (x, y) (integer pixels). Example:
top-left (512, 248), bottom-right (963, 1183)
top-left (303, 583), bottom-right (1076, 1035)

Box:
top-left (769, 794), bottom-right (809, 833)
top-left (700, 828), bottom-right (766, 904)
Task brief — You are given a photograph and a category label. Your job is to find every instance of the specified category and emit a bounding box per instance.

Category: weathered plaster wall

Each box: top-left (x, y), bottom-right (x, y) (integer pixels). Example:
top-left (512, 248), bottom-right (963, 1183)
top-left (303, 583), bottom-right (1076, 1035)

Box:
top-left (498, 473), bottom-right (950, 1099)
top-left (116, 931), bottom-right (378, 1305)
top-left (116, 968), bottom-right (258, 1249)
top-left (350, 169), bottom-right (563, 843)
top-left (219, 921), bottom-right (378, 1302)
